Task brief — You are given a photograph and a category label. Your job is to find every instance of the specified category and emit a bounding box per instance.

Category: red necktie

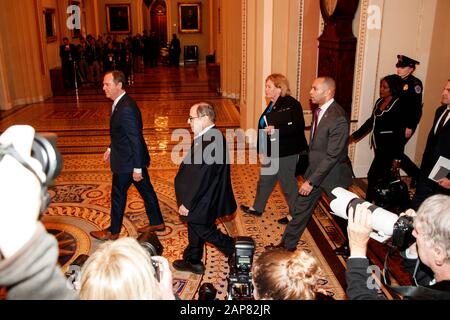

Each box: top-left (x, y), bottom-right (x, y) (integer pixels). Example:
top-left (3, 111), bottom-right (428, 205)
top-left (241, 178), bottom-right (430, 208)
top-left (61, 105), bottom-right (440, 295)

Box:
top-left (313, 107), bottom-right (321, 138)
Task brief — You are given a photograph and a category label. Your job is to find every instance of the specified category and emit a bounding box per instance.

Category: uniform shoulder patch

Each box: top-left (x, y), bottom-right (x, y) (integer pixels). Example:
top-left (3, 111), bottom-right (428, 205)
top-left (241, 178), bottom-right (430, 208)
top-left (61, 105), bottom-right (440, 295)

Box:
top-left (415, 85), bottom-right (422, 94)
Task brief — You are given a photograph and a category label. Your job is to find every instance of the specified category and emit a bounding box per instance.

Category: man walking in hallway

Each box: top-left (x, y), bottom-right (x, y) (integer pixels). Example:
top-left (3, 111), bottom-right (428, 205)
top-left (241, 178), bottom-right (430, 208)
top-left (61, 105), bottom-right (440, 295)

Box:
top-left (90, 71), bottom-right (165, 241)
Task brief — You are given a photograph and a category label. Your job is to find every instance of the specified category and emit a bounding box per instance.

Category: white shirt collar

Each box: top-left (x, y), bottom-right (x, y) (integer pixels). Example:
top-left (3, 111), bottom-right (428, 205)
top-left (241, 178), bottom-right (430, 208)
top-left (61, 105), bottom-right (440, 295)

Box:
top-left (195, 124), bottom-right (215, 139)
top-left (112, 91), bottom-right (126, 111)
top-left (317, 98), bottom-right (334, 124)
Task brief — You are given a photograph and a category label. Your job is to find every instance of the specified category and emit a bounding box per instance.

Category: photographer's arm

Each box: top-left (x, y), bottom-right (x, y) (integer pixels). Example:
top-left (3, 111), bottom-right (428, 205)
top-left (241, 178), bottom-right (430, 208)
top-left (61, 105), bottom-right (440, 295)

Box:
top-left (151, 256), bottom-right (176, 300)
top-left (0, 223), bottom-right (79, 300)
top-left (345, 205), bottom-right (383, 300)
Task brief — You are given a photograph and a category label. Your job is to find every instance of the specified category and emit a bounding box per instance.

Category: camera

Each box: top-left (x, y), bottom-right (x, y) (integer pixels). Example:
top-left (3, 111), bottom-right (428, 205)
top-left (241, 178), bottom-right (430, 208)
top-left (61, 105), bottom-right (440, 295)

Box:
top-left (227, 236), bottom-right (255, 300)
top-left (0, 131), bottom-right (63, 214)
top-left (138, 231), bottom-right (164, 281)
top-left (330, 187), bottom-right (414, 249)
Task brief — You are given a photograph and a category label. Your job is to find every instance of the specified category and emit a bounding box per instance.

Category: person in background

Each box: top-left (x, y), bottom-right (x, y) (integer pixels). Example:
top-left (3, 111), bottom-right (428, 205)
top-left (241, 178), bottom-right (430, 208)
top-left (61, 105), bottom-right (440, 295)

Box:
top-left (240, 73), bottom-right (308, 224)
top-left (411, 79), bottom-right (450, 209)
top-left (396, 55), bottom-right (423, 187)
top-left (350, 74), bottom-right (406, 202)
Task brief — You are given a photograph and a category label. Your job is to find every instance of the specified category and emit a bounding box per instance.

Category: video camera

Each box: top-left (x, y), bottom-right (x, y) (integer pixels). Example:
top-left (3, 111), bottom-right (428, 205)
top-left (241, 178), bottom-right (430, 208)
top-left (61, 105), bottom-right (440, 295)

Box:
top-left (0, 131), bottom-right (63, 214)
top-left (227, 236), bottom-right (255, 300)
top-left (330, 187), bottom-right (414, 249)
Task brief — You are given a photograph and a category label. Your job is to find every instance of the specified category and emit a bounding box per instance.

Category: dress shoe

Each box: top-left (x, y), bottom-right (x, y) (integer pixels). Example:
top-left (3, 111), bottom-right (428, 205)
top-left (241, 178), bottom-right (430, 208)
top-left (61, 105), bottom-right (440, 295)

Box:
top-left (264, 241), bottom-right (296, 252)
top-left (240, 204), bottom-right (262, 217)
top-left (334, 245), bottom-right (350, 256)
top-left (90, 229), bottom-right (119, 241)
top-left (277, 217), bottom-right (290, 225)
top-left (137, 223), bottom-right (166, 233)
top-left (172, 259), bottom-right (205, 275)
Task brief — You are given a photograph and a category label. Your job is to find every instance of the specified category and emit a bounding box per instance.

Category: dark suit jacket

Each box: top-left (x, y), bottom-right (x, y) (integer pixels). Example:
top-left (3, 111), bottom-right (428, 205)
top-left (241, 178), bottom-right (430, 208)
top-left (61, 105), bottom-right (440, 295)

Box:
top-left (306, 101), bottom-right (352, 188)
top-left (420, 105), bottom-right (450, 179)
top-left (109, 94), bottom-right (150, 173)
top-left (174, 127), bottom-right (237, 225)
top-left (257, 95), bottom-right (308, 157)
top-left (352, 97), bottom-right (407, 158)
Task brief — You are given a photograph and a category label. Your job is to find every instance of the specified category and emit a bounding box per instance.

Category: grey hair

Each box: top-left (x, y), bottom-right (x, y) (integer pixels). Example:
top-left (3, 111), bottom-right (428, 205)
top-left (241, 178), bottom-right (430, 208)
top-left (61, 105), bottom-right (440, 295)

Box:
top-left (194, 102), bottom-right (216, 122)
top-left (414, 194), bottom-right (450, 260)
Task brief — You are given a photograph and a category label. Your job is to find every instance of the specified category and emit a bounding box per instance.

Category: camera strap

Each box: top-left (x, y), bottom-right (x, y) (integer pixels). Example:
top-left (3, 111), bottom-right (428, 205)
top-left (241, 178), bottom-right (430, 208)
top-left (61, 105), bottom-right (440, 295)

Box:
top-left (383, 249), bottom-right (450, 299)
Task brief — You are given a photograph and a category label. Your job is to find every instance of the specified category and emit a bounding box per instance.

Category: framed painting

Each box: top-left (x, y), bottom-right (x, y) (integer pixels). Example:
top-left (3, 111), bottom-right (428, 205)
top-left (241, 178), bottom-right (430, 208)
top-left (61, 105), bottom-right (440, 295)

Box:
top-left (44, 8), bottom-right (57, 43)
top-left (178, 3), bottom-right (201, 33)
top-left (106, 4), bottom-right (131, 34)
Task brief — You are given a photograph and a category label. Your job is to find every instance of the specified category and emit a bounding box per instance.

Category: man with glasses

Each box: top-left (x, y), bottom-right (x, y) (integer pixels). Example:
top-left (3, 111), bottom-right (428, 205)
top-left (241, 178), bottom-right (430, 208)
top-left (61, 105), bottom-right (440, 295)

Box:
top-left (172, 102), bottom-right (236, 275)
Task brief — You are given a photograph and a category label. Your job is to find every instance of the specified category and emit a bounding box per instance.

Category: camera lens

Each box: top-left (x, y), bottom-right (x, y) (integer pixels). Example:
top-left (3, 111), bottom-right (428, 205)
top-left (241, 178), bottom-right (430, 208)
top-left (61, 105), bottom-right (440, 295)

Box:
top-left (31, 133), bottom-right (63, 185)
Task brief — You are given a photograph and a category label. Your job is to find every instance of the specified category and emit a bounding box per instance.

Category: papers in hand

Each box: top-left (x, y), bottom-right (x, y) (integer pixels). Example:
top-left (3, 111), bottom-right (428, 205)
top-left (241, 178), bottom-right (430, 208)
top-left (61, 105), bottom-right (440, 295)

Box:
top-left (429, 156), bottom-right (450, 181)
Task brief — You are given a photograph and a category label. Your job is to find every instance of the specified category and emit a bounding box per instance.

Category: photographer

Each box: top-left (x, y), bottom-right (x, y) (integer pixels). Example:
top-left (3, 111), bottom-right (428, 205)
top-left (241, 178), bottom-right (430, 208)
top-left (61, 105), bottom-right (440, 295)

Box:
top-left (346, 195), bottom-right (450, 300)
top-left (0, 125), bottom-right (77, 299)
top-left (80, 237), bottom-right (175, 300)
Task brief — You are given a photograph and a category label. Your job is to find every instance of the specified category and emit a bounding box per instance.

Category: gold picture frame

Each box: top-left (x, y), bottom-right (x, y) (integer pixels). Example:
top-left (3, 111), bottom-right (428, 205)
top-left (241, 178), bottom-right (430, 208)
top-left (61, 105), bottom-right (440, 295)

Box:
top-left (178, 3), bottom-right (201, 33)
top-left (44, 8), bottom-right (57, 43)
top-left (106, 4), bottom-right (131, 34)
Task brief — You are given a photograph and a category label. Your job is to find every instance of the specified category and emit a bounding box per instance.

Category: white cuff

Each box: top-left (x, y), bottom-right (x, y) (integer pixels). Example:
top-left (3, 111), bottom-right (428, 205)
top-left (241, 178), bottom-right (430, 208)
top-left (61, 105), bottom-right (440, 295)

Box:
top-left (133, 168), bottom-right (142, 174)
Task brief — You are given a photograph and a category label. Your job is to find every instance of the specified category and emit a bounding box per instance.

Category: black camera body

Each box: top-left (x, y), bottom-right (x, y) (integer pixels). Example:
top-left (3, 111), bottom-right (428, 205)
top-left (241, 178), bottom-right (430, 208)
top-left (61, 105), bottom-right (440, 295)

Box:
top-left (227, 236), bottom-right (255, 300)
top-left (392, 215), bottom-right (415, 249)
top-left (138, 231), bottom-right (164, 281)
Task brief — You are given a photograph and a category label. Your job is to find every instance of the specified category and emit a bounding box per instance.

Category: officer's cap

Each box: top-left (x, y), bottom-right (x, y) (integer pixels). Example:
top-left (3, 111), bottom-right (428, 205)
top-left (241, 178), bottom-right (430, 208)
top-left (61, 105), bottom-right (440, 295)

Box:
top-left (396, 55), bottom-right (420, 68)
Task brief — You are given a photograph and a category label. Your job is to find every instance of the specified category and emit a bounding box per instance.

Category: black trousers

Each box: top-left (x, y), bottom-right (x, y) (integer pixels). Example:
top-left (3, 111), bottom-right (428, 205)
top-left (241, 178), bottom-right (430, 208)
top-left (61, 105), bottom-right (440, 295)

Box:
top-left (183, 221), bottom-right (234, 263)
top-left (110, 168), bottom-right (164, 234)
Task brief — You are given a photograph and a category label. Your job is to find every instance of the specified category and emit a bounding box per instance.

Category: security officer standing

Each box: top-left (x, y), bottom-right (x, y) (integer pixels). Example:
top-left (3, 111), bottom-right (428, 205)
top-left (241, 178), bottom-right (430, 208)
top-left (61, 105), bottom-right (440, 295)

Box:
top-left (396, 54), bottom-right (423, 187)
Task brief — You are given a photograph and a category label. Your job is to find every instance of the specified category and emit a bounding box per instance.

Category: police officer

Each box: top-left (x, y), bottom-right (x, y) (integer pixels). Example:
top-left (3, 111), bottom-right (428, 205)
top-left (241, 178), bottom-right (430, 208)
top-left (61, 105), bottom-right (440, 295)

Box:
top-left (396, 54), bottom-right (423, 187)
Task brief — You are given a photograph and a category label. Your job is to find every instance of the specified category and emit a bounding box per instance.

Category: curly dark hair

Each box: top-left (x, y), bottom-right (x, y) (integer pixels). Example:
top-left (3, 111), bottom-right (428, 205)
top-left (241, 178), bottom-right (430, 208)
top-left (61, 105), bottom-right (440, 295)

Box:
top-left (381, 74), bottom-right (403, 98)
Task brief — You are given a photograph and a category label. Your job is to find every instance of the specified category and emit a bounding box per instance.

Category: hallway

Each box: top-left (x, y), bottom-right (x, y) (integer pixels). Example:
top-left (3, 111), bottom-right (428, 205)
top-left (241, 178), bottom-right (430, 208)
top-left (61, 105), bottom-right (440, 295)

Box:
top-left (0, 65), bottom-right (405, 300)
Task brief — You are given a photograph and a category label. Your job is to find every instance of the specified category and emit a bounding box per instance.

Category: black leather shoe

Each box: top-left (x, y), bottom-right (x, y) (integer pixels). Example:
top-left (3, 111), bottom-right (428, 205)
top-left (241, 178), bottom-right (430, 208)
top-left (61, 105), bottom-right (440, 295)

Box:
top-left (334, 245), bottom-right (350, 256)
top-left (240, 204), bottom-right (263, 216)
top-left (172, 259), bottom-right (205, 275)
top-left (264, 241), bottom-right (296, 252)
top-left (277, 217), bottom-right (290, 225)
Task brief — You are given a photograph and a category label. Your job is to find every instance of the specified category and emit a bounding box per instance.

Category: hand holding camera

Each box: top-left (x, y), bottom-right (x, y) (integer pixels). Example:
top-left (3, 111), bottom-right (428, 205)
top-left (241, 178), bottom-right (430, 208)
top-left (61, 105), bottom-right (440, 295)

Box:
top-left (347, 204), bottom-right (373, 257)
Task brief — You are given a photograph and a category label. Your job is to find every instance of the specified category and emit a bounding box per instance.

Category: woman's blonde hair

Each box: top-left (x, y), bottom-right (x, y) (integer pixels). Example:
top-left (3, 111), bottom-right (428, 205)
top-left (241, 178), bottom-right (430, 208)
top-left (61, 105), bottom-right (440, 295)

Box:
top-left (252, 248), bottom-right (322, 300)
top-left (80, 237), bottom-right (162, 300)
top-left (266, 73), bottom-right (291, 97)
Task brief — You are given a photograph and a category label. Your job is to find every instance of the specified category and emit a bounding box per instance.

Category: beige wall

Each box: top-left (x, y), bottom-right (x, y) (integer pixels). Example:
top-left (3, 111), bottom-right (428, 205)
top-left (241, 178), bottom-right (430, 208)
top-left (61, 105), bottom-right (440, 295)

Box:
top-left (416, 0), bottom-right (450, 165)
top-left (0, 0), bottom-right (51, 110)
top-left (217, 0), bottom-right (241, 99)
top-left (352, 0), bottom-right (440, 177)
top-left (168, 0), bottom-right (209, 64)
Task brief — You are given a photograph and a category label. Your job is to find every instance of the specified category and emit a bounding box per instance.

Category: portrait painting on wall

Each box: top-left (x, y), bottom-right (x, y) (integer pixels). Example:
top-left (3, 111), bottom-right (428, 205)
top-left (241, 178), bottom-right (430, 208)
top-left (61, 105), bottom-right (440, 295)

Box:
top-left (106, 4), bottom-right (131, 34)
top-left (178, 3), bottom-right (201, 33)
top-left (44, 8), bottom-right (57, 43)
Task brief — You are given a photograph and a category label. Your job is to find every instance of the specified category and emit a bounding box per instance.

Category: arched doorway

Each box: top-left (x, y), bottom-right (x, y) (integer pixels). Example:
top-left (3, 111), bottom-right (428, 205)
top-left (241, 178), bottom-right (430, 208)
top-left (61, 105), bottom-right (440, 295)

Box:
top-left (151, 0), bottom-right (168, 45)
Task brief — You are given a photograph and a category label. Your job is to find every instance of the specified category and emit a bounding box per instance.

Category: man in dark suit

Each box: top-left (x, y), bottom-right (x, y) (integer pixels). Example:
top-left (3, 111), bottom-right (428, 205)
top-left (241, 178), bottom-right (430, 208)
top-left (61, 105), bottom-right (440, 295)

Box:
top-left (270, 77), bottom-right (353, 254)
top-left (172, 102), bottom-right (236, 275)
top-left (59, 37), bottom-right (77, 89)
top-left (90, 71), bottom-right (165, 241)
top-left (411, 79), bottom-right (450, 209)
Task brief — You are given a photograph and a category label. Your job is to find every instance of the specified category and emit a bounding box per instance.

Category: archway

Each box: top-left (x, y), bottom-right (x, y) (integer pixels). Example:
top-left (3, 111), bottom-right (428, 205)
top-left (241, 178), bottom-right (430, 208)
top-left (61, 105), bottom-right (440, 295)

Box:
top-left (150, 0), bottom-right (168, 45)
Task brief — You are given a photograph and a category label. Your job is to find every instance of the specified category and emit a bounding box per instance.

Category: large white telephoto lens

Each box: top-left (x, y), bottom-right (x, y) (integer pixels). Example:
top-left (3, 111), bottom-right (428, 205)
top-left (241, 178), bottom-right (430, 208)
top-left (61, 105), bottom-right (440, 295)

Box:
top-left (330, 187), bottom-right (399, 241)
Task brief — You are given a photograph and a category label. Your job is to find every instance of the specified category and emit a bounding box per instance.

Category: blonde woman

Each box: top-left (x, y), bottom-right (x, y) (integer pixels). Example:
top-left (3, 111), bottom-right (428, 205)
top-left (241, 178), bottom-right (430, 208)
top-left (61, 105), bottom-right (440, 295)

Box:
top-left (252, 248), bottom-right (330, 300)
top-left (80, 237), bottom-right (175, 300)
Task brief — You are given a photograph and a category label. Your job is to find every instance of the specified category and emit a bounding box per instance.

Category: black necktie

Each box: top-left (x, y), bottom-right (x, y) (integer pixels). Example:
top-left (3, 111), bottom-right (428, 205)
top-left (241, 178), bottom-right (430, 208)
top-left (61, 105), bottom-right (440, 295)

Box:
top-left (436, 108), bottom-right (449, 134)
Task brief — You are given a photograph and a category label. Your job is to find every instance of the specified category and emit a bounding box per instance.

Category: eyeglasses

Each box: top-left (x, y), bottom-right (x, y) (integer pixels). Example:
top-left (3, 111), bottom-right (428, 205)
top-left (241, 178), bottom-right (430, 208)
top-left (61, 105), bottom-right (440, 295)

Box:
top-left (188, 115), bottom-right (205, 121)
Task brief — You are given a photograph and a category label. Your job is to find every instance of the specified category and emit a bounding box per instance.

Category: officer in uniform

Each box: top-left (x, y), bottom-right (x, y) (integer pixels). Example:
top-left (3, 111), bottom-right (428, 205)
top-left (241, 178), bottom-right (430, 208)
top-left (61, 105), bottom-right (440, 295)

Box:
top-left (396, 54), bottom-right (423, 187)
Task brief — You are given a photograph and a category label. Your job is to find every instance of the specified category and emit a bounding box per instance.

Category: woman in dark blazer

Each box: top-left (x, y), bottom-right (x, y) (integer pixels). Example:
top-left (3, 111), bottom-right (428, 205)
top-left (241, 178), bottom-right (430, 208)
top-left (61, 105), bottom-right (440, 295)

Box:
top-left (351, 74), bottom-right (407, 202)
top-left (241, 73), bottom-right (308, 217)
